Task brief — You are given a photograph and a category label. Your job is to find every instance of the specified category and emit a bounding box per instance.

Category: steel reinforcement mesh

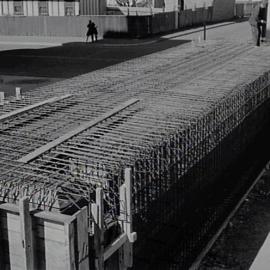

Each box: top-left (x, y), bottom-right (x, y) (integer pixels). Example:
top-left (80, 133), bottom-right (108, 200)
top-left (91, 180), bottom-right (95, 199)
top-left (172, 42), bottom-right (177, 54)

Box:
top-left (1, 41), bottom-right (270, 253)
top-left (133, 92), bottom-right (270, 269)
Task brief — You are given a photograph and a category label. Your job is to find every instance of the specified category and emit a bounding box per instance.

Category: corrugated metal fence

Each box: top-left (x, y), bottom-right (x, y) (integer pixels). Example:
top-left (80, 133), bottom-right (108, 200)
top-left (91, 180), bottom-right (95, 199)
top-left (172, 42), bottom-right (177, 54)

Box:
top-left (80, 0), bottom-right (106, 15)
top-left (0, 15), bottom-right (128, 37)
top-left (235, 2), bottom-right (261, 17)
top-left (0, 5), bottom-right (236, 38)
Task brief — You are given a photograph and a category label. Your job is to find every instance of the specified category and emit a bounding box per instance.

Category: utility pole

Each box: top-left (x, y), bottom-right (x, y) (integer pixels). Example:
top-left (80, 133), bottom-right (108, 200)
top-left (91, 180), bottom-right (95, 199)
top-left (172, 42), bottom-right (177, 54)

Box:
top-left (203, 21), bottom-right (206, 40)
top-left (203, 2), bottom-right (207, 40)
top-left (175, 0), bottom-right (179, 30)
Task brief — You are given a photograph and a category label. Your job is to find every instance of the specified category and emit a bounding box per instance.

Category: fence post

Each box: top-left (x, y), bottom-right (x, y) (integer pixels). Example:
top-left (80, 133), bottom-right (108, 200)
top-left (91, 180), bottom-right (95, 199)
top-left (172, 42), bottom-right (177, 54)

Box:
top-left (203, 21), bottom-right (206, 40)
top-left (0, 92), bottom-right (5, 105)
top-left (92, 187), bottom-right (104, 270)
top-left (203, 4), bottom-right (207, 40)
top-left (64, 221), bottom-right (76, 270)
top-left (19, 197), bottom-right (34, 270)
top-left (73, 206), bottom-right (89, 270)
top-left (16, 87), bottom-right (22, 100)
top-left (119, 168), bottom-right (137, 269)
top-left (119, 182), bottom-right (127, 270)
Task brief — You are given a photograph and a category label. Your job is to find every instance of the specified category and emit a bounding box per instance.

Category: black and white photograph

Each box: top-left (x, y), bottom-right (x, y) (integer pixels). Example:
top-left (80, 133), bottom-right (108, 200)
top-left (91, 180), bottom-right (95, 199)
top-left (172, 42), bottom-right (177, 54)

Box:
top-left (0, 0), bottom-right (269, 269)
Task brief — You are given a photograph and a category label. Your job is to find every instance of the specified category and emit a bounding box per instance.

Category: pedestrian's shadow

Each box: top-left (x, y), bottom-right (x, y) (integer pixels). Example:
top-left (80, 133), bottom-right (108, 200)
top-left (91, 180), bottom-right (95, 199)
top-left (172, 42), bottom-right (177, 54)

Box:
top-left (61, 42), bottom-right (97, 46)
top-left (0, 38), bottom-right (190, 78)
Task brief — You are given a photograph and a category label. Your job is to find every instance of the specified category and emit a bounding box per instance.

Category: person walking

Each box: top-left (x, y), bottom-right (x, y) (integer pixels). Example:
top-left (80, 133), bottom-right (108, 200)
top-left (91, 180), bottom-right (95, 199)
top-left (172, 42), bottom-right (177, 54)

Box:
top-left (249, 1), bottom-right (268, 46)
top-left (256, 1), bottom-right (267, 46)
top-left (86, 20), bottom-right (98, 43)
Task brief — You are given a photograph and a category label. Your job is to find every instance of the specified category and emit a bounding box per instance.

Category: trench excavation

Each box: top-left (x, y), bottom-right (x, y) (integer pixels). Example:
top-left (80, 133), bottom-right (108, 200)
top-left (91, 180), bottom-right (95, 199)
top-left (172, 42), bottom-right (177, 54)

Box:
top-left (0, 40), bottom-right (270, 269)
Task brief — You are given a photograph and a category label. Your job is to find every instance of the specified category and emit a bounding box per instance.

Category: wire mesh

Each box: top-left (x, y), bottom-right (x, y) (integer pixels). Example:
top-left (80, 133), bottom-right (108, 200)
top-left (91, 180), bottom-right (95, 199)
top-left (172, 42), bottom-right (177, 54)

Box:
top-left (0, 40), bottom-right (270, 228)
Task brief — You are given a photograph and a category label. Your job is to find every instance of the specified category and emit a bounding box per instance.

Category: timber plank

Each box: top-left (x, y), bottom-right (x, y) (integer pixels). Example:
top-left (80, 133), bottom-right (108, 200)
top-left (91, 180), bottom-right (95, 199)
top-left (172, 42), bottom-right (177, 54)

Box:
top-left (74, 206), bottom-right (89, 270)
top-left (64, 221), bottom-right (76, 270)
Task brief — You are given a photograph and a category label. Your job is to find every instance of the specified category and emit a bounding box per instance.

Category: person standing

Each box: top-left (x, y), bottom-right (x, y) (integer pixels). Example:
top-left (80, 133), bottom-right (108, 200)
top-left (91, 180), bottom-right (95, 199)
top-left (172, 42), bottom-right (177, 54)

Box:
top-left (86, 19), bottom-right (93, 43)
top-left (257, 2), bottom-right (267, 46)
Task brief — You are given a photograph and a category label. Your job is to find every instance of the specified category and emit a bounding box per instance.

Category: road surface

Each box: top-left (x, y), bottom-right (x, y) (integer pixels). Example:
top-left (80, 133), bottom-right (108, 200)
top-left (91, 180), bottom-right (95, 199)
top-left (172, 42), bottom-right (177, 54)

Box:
top-left (0, 20), bottom-right (254, 96)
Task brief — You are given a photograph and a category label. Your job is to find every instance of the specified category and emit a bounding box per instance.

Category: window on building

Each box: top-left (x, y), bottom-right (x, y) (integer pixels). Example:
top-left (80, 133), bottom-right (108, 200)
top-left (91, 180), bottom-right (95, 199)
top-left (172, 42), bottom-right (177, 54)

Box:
top-left (65, 1), bottom-right (75, 16)
top-left (14, 1), bottom-right (24, 15)
top-left (39, 1), bottom-right (49, 16)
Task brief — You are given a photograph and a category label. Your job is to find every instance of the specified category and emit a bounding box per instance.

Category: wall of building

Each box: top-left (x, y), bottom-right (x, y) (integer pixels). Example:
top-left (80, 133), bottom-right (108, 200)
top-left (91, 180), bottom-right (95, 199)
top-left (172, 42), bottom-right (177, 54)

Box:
top-left (0, 0), bottom-right (106, 16)
top-left (0, 0), bottom-right (234, 17)
top-left (107, 0), bottom-right (215, 11)
top-left (182, 0), bottom-right (213, 10)
top-left (107, 0), bottom-right (153, 7)
top-left (164, 0), bottom-right (177, 11)
top-left (154, 0), bottom-right (165, 8)
top-left (163, 0), bottom-right (235, 20)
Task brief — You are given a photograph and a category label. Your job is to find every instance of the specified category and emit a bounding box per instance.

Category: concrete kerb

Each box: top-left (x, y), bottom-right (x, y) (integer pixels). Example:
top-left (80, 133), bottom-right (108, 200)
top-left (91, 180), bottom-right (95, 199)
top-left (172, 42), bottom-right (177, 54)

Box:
top-left (96, 39), bottom-right (159, 47)
top-left (0, 36), bottom-right (160, 48)
top-left (0, 41), bottom-right (63, 47)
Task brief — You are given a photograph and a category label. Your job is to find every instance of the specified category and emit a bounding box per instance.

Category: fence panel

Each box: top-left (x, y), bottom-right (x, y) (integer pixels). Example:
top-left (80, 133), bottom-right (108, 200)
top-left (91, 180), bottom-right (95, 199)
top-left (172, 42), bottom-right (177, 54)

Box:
top-left (0, 15), bottom-right (128, 37)
top-left (151, 12), bottom-right (176, 34)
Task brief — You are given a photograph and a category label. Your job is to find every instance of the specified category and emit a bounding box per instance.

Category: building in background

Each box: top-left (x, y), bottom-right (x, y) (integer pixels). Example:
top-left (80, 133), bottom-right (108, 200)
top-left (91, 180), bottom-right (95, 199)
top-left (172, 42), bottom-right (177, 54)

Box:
top-left (107, 0), bottom-right (227, 11)
top-left (0, 0), bottom-right (236, 23)
top-left (0, 0), bottom-right (106, 16)
top-left (107, 0), bottom-right (235, 19)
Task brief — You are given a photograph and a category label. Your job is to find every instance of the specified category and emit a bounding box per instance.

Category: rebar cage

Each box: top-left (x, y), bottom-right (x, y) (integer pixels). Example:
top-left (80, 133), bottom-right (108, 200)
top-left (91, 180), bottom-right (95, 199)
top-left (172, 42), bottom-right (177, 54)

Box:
top-left (1, 40), bottom-right (270, 269)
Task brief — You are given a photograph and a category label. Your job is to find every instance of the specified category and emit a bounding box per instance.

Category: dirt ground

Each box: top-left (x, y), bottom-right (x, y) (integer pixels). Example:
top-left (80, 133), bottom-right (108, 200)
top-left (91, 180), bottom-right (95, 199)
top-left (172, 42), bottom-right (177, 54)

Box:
top-left (199, 170), bottom-right (270, 270)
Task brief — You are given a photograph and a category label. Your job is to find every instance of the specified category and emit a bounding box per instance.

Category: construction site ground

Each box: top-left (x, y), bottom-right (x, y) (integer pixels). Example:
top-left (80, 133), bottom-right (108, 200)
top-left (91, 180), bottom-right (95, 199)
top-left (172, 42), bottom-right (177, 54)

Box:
top-left (0, 19), bottom-right (251, 96)
top-left (1, 19), bottom-right (269, 269)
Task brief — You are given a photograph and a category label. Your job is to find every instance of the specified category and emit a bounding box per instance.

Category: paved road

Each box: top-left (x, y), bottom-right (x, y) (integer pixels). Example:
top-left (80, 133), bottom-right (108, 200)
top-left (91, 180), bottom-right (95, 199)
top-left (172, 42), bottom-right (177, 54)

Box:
top-left (165, 20), bottom-right (253, 42)
top-left (0, 36), bottom-right (189, 96)
top-left (0, 20), bottom-right (255, 96)
top-left (0, 39), bottom-right (189, 78)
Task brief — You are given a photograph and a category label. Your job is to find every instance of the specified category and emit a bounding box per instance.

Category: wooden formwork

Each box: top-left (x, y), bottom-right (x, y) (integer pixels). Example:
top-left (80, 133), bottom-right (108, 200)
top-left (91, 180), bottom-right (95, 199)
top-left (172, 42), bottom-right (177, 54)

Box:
top-left (0, 199), bottom-right (89, 270)
top-left (0, 168), bottom-right (136, 270)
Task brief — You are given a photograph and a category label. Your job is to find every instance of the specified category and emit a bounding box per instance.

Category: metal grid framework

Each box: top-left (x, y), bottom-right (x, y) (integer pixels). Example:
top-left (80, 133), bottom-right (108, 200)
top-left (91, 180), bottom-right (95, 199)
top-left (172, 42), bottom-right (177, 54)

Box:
top-left (1, 40), bottom-right (270, 226)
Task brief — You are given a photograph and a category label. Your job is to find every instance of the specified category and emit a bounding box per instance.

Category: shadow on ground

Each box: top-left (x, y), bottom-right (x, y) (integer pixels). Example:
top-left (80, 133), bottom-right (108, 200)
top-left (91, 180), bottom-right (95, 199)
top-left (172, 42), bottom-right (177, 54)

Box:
top-left (164, 18), bottom-right (249, 40)
top-left (200, 196), bottom-right (270, 270)
top-left (0, 38), bottom-right (190, 78)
